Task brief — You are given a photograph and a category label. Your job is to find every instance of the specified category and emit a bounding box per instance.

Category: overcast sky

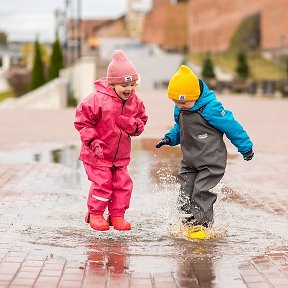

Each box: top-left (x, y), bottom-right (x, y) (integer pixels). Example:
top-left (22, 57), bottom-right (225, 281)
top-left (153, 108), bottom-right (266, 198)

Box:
top-left (0, 0), bottom-right (151, 42)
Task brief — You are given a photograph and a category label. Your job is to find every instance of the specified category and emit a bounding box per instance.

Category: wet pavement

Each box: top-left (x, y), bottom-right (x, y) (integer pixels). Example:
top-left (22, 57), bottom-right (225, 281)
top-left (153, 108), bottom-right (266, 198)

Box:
top-left (0, 92), bottom-right (288, 287)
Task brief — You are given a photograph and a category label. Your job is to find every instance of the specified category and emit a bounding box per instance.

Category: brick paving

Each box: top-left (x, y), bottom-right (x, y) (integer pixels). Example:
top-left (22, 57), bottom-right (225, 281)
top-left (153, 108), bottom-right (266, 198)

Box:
top-left (0, 94), bottom-right (288, 287)
top-left (239, 249), bottom-right (288, 288)
top-left (0, 162), bottom-right (169, 288)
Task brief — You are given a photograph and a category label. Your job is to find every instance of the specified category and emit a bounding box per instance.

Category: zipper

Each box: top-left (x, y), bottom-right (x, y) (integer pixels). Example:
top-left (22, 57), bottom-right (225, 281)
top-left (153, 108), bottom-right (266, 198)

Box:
top-left (112, 99), bottom-right (126, 165)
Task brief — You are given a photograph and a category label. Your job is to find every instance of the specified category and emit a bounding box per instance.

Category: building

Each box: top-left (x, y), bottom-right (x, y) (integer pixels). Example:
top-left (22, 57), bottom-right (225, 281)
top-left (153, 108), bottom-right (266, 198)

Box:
top-left (67, 0), bottom-right (149, 54)
top-left (141, 0), bottom-right (287, 57)
top-left (187, 0), bottom-right (288, 55)
top-left (141, 0), bottom-right (188, 51)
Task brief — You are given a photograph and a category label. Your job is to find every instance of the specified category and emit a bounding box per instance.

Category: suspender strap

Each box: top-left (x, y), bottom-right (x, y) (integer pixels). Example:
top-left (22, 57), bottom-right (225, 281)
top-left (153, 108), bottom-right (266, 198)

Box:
top-left (197, 105), bottom-right (206, 114)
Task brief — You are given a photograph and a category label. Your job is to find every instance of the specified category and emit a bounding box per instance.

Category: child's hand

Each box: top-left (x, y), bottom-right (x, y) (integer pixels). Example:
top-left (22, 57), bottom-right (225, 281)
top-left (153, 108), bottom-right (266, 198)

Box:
top-left (90, 139), bottom-right (104, 159)
top-left (243, 149), bottom-right (254, 161)
top-left (155, 136), bottom-right (171, 148)
top-left (116, 115), bottom-right (131, 128)
top-left (116, 115), bottom-right (136, 134)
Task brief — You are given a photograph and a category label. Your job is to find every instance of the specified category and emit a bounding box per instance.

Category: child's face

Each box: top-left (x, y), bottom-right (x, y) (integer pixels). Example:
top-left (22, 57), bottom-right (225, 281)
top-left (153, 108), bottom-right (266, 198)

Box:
top-left (173, 100), bottom-right (195, 110)
top-left (111, 81), bottom-right (137, 101)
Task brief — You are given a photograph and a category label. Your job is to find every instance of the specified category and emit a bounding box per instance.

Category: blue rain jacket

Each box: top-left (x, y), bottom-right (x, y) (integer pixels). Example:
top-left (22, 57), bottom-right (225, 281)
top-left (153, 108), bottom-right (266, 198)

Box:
top-left (165, 80), bottom-right (253, 154)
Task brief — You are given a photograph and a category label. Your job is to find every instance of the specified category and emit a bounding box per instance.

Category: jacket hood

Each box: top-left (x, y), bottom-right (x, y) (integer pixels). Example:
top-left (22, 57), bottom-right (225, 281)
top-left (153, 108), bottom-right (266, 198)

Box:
top-left (190, 80), bottom-right (216, 111)
top-left (94, 77), bottom-right (118, 97)
top-left (94, 77), bottom-right (138, 100)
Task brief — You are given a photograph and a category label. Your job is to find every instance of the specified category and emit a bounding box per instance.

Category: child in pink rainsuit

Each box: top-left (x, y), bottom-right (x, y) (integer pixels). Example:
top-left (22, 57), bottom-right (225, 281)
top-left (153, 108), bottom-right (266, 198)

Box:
top-left (74, 50), bottom-right (148, 231)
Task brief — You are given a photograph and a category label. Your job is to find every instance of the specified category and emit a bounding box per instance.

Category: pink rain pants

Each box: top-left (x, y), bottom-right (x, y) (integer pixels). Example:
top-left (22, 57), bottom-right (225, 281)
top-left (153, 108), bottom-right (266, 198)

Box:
top-left (83, 163), bottom-right (133, 217)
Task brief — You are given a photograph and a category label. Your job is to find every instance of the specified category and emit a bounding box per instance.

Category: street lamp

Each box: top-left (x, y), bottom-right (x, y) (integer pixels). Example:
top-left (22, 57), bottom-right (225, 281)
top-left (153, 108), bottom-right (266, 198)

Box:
top-left (279, 34), bottom-right (286, 79)
top-left (77, 0), bottom-right (82, 59)
top-left (64, 0), bottom-right (70, 66)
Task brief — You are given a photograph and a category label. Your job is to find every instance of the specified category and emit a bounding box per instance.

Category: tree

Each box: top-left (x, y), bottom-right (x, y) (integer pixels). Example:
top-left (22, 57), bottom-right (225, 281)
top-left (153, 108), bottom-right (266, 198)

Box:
top-left (230, 13), bottom-right (260, 52)
top-left (286, 56), bottom-right (288, 78)
top-left (48, 33), bottom-right (64, 80)
top-left (0, 31), bottom-right (7, 46)
top-left (201, 53), bottom-right (215, 79)
top-left (30, 38), bottom-right (46, 90)
top-left (235, 50), bottom-right (250, 79)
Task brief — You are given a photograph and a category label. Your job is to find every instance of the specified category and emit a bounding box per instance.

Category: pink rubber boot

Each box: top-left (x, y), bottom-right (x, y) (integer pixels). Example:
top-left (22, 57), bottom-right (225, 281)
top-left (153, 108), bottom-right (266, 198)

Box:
top-left (85, 213), bottom-right (109, 231)
top-left (109, 216), bottom-right (131, 231)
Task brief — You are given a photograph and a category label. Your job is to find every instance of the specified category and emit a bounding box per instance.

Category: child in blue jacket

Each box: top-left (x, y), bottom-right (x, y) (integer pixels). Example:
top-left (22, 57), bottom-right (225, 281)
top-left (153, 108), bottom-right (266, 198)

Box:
top-left (156, 65), bottom-right (254, 228)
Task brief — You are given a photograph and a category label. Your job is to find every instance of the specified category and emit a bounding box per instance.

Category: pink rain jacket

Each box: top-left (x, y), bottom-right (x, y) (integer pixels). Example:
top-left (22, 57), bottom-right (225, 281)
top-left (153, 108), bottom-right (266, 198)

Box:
top-left (74, 78), bottom-right (148, 168)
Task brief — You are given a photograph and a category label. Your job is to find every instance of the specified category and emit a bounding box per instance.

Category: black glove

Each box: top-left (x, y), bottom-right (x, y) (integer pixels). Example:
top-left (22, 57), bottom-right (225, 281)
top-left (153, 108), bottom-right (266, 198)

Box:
top-left (155, 136), bottom-right (171, 148)
top-left (243, 149), bottom-right (254, 161)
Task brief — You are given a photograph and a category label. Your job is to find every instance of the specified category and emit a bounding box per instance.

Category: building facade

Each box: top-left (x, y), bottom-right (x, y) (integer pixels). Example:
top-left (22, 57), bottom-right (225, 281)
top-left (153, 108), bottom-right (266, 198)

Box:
top-left (141, 0), bottom-right (188, 51)
top-left (142, 0), bottom-right (288, 55)
top-left (187, 0), bottom-right (288, 53)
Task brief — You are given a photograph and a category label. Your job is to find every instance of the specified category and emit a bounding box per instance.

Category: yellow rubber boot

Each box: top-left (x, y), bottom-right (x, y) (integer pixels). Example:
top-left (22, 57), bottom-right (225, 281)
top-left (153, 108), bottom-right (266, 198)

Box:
top-left (186, 225), bottom-right (208, 240)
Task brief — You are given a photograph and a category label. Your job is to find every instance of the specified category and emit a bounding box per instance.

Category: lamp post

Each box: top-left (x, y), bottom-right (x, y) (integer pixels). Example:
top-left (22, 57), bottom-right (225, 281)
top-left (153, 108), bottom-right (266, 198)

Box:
top-left (77, 0), bottom-right (82, 59)
top-left (64, 0), bottom-right (70, 66)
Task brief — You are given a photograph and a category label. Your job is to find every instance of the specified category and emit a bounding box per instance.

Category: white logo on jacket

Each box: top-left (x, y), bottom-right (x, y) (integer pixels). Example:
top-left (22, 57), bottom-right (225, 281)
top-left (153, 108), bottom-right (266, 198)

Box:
top-left (198, 133), bottom-right (208, 139)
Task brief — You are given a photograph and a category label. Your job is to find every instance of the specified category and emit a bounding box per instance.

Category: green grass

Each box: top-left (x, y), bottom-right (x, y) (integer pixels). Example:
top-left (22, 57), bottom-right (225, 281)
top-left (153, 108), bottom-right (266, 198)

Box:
top-left (0, 90), bottom-right (14, 102)
top-left (189, 52), bottom-right (287, 80)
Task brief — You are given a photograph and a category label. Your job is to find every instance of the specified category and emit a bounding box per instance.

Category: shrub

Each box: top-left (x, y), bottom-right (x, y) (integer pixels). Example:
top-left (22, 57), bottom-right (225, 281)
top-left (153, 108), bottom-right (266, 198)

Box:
top-left (201, 53), bottom-right (216, 79)
top-left (235, 50), bottom-right (250, 79)
top-left (6, 68), bottom-right (31, 97)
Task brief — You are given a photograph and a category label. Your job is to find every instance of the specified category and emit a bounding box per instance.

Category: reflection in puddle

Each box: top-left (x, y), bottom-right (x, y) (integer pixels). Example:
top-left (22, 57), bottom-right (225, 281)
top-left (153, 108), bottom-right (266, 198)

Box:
top-left (51, 148), bottom-right (62, 163)
top-left (0, 139), bottom-right (288, 287)
top-left (86, 240), bottom-right (130, 274)
top-left (0, 144), bottom-right (80, 168)
top-left (176, 255), bottom-right (216, 287)
top-left (34, 153), bottom-right (41, 162)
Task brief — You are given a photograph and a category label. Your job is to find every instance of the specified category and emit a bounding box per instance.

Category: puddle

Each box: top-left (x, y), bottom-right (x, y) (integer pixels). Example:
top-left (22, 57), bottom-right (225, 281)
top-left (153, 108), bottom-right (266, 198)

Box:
top-left (0, 139), bottom-right (288, 287)
top-left (0, 143), bottom-right (79, 167)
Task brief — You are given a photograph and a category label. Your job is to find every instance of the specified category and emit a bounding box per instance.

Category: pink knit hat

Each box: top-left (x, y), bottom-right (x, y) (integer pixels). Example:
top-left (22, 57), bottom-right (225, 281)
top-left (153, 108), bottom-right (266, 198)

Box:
top-left (107, 50), bottom-right (138, 84)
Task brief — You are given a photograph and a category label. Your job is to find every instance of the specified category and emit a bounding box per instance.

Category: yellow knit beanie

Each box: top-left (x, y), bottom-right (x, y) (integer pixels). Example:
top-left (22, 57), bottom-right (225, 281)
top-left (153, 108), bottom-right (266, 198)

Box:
top-left (168, 65), bottom-right (200, 101)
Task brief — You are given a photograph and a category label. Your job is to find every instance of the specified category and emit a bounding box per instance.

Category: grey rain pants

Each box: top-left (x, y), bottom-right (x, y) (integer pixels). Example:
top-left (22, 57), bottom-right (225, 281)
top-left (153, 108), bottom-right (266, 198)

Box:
top-left (178, 110), bottom-right (227, 225)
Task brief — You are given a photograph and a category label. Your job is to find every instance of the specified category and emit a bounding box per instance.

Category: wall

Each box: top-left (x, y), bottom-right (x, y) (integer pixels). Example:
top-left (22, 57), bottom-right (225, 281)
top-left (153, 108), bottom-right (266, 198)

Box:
top-left (0, 78), bottom-right (67, 109)
top-left (261, 0), bottom-right (288, 51)
top-left (61, 56), bottom-right (96, 102)
top-left (142, 0), bottom-right (188, 50)
top-left (187, 0), bottom-right (288, 53)
top-left (0, 56), bottom-right (96, 109)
